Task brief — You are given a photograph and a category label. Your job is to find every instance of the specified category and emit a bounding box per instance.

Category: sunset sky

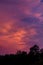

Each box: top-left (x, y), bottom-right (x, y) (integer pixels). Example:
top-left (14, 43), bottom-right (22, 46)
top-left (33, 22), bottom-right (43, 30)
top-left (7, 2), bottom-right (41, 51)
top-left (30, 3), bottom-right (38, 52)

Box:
top-left (0, 0), bottom-right (43, 55)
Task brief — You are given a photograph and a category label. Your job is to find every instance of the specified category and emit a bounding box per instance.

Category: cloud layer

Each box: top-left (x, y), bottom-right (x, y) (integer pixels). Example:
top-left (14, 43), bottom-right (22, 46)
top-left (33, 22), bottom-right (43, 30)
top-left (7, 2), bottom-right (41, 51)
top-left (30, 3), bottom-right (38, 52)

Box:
top-left (0, 0), bottom-right (43, 55)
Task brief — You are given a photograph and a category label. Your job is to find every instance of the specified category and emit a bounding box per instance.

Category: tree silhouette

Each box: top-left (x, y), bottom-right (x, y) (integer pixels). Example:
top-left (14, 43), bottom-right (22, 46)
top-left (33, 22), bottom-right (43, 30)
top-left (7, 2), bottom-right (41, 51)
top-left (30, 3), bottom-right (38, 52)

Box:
top-left (29, 45), bottom-right (39, 55)
top-left (40, 49), bottom-right (43, 54)
top-left (28, 45), bottom-right (40, 64)
top-left (16, 50), bottom-right (22, 55)
top-left (40, 49), bottom-right (43, 59)
top-left (0, 44), bottom-right (43, 65)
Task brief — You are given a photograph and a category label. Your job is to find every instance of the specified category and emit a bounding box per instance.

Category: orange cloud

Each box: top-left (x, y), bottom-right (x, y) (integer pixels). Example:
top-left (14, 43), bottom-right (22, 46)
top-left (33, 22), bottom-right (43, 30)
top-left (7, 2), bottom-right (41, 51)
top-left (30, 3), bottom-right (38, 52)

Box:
top-left (0, 22), bottom-right (12, 33)
top-left (0, 26), bottom-right (37, 53)
top-left (0, 29), bottom-right (27, 51)
top-left (14, 30), bottom-right (26, 42)
top-left (0, 28), bottom-right (37, 44)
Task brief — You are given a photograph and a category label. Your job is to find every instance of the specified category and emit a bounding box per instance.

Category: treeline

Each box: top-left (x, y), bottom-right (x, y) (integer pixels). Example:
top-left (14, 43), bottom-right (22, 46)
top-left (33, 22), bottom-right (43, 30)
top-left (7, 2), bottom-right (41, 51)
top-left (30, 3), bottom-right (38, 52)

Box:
top-left (0, 45), bottom-right (43, 65)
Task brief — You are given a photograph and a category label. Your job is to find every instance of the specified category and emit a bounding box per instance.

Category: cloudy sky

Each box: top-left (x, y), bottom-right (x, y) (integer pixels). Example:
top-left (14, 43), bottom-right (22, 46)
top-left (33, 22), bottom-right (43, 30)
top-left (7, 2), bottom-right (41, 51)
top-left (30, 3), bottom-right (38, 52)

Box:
top-left (0, 0), bottom-right (43, 55)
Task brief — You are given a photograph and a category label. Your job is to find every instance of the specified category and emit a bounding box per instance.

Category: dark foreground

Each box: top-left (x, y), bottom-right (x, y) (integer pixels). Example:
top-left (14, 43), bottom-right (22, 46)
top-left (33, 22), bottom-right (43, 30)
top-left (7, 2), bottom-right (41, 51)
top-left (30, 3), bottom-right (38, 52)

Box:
top-left (0, 45), bottom-right (43, 65)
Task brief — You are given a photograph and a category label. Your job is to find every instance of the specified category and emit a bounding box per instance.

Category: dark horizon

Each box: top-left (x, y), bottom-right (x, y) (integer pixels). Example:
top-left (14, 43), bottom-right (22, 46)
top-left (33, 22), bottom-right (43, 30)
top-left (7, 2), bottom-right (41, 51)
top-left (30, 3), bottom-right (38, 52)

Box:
top-left (0, 45), bottom-right (43, 65)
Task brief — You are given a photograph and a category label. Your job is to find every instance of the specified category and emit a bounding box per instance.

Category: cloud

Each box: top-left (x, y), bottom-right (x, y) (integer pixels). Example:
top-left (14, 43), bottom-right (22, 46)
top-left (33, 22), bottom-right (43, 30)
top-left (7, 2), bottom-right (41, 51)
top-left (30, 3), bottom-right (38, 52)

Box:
top-left (0, 26), bottom-right (37, 53)
top-left (0, 0), bottom-right (43, 55)
top-left (21, 16), bottom-right (39, 25)
top-left (40, 0), bottom-right (43, 2)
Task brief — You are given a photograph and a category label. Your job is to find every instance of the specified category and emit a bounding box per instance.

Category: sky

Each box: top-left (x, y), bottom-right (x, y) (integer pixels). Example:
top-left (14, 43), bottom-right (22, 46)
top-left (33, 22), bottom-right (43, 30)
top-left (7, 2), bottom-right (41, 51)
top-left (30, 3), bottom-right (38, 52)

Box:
top-left (0, 0), bottom-right (43, 55)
